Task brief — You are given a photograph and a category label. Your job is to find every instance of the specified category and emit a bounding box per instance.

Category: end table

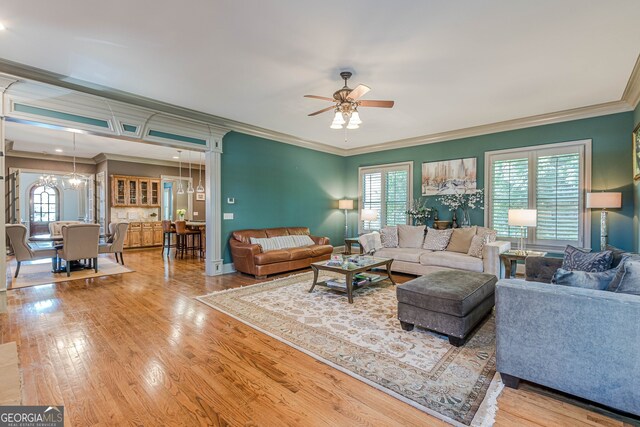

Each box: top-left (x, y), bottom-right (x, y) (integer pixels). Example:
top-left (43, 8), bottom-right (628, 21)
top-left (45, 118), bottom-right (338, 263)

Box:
top-left (344, 237), bottom-right (364, 255)
top-left (500, 250), bottom-right (547, 278)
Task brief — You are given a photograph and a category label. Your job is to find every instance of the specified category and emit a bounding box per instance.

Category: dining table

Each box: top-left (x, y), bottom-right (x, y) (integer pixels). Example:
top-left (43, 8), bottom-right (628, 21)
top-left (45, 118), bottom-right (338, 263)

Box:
top-left (28, 233), bottom-right (107, 273)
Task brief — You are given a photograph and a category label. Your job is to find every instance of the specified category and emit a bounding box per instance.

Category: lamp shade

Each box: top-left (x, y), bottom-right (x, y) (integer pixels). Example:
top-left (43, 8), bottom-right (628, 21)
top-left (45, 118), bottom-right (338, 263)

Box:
top-left (361, 209), bottom-right (379, 221)
top-left (338, 199), bottom-right (354, 210)
top-left (586, 192), bottom-right (621, 209)
top-left (508, 209), bottom-right (537, 227)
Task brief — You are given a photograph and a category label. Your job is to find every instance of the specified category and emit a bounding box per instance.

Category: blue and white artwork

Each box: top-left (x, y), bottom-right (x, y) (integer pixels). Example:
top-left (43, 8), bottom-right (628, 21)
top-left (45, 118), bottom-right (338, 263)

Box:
top-left (421, 157), bottom-right (477, 196)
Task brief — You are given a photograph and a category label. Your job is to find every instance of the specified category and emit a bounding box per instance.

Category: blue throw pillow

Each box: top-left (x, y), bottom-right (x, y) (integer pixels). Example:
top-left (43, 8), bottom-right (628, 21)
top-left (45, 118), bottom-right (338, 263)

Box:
top-left (561, 245), bottom-right (612, 272)
top-left (607, 254), bottom-right (640, 292)
top-left (552, 268), bottom-right (616, 290)
top-left (613, 258), bottom-right (640, 296)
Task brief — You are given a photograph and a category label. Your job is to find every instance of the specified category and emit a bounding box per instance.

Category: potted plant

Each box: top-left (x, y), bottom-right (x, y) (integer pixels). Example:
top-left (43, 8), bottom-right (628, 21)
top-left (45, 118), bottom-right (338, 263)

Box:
top-left (438, 189), bottom-right (484, 227)
top-left (176, 209), bottom-right (186, 220)
top-left (405, 197), bottom-right (434, 226)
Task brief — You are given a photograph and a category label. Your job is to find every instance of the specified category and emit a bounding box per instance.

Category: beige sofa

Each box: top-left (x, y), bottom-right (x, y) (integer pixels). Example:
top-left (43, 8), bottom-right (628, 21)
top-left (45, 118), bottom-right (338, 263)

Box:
top-left (361, 225), bottom-right (510, 278)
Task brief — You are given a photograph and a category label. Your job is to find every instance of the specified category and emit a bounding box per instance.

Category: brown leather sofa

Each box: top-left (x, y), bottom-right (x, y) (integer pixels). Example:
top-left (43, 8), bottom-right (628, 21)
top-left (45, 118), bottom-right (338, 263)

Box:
top-left (230, 227), bottom-right (333, 278)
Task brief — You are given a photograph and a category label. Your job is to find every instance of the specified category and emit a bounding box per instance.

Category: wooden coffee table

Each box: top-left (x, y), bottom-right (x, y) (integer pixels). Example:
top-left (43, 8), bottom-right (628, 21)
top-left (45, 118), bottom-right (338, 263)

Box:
top-left (308, 257), bottom-right (395, 304)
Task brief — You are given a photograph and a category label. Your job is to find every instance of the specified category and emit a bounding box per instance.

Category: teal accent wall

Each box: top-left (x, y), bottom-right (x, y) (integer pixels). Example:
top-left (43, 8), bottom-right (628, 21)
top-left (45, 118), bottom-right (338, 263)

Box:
top-left (221, 132), bottom-right (346, 264)
top-left (14, 103), bottom-right (110, 128)
top-left (147, 129), bottom-right (207, 146)
top-left (345, 112), bottom-right (635, 251)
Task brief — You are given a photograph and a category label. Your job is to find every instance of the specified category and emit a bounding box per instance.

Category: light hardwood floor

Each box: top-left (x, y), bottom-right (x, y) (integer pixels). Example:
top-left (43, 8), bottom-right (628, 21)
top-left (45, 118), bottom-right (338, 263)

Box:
top-left (0, 250), bottom-right (636, 426)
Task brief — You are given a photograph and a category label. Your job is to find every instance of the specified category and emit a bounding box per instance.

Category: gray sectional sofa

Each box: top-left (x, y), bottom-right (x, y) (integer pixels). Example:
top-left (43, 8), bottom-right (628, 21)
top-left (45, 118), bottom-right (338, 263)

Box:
top-left (496, 275), bottom-right (640, 416)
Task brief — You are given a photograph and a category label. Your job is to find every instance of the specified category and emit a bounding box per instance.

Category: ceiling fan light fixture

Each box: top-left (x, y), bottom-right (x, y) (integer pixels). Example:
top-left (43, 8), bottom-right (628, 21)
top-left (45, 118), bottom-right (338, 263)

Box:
top-left (346, 122), bottom-right (360, 130)
top-left (332, 111), bottom-right (345, 124)
top-left (349, 110), bottom-right (362, 125)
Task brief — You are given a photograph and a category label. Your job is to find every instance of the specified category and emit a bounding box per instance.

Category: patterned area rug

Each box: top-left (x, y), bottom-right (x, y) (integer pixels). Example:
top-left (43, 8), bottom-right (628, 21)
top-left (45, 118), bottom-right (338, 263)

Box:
top-left (197, 272), bottom-right (502, 426)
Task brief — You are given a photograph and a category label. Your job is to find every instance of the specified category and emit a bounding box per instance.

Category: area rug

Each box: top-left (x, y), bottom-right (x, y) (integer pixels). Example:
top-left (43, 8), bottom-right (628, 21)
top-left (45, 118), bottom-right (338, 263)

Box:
top-left (8, 257), bottom-right (134, 289)
top-left (0, 342), bottom-right (22, 405)
top-left (197, 272), bottom-right (503, 426)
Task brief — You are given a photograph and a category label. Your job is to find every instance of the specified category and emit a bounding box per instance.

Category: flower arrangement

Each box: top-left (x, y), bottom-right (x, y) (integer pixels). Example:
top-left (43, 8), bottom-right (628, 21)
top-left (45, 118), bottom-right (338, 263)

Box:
top-left (176, 209), bottom-right (186, 219)
top-left (438, 189), bottom-right (484, 227)
top-left (438, 189), bottom-right (485, 211)
top-left (406, 197), bottom-right (434, 225)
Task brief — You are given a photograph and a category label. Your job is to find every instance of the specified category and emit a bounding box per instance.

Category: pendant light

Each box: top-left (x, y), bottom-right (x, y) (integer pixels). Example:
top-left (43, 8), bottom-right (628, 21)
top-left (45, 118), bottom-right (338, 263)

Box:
top-left (196, 151), bottom-right (204, 193)
top-left (187, 151), bottom-right (195, 194)
top-left (177, 150), bottom-right (185, 194)
top-left (63, 133), bottom-right (85, 190)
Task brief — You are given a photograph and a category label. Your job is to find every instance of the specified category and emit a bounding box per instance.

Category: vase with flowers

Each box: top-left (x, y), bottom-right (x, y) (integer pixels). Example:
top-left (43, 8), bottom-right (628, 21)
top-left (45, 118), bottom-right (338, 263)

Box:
top-left (437, 189), bottom-right (484, 227)
top-left (405, 197), bottom-right (434, 226)
top-left (176, 209), bottom-right (186, 221)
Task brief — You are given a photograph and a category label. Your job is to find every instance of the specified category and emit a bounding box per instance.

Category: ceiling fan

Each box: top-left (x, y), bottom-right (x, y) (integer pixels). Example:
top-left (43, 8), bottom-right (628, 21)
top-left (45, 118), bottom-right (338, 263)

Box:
top-left (304, 71), bottom-right (394, 130)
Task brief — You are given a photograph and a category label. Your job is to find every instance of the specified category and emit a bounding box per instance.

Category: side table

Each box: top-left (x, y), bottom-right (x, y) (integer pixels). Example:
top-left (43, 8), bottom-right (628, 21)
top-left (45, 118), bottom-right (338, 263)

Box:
top-left (344, 237), bottom-right (364, 255)
top-left (500, 250), bottom-right (547, 278)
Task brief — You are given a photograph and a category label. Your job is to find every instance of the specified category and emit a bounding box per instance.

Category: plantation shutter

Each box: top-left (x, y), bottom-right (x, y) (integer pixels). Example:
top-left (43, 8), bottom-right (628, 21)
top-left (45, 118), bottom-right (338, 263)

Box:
top-left (385, 170), bottom-right (408, 226)
top-left (362, 171), bottom-right (382, 230)
top-left (491, 157), bottom-right (529, 238)
top-left (536, 152), bottom-right (581, 241)
top-left (359, 162), bottom-right (411, 232)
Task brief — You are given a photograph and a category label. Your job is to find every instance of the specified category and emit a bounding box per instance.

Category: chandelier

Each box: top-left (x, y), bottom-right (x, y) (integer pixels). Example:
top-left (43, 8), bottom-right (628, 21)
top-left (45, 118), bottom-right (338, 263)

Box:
top-left (36, 174), bottom-right (58, 188)
top-left (63, 133), bottom-right (87, 190)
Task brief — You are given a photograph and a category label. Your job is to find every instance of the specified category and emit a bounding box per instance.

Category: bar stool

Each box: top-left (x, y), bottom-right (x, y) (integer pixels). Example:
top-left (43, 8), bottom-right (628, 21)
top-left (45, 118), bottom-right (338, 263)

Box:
top-left (161, 220), bottom-right (177, 257)
top-left (175, 221), bottom-right (202, 259)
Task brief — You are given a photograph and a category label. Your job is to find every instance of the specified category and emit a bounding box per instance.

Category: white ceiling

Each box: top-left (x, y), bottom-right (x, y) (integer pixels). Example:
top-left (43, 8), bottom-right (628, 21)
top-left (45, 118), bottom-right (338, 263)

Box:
top-left (0, 1), bottom-right (639, 149)
top-left (5, 121), bottom-right (203, 163)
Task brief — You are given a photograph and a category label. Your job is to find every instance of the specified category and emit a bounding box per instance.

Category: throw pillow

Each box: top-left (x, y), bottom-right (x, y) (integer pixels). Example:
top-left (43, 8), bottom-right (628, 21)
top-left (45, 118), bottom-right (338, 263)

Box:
top-left (422, 227), bottom-right (454, 251)
top-left (613, 258), bottom-right (640, 296)
top-left (250, 236), bottom-right (280, 252)
top-left (380, 226), bottom-right (399, 248)
top-left (551, 268), bottom-right (616, 290)
top-left (477, 227), bottom-right (497, 243)
top-left (467, 234), bottom-right (485, 258)
top-left (397, 225), bottom-right (426, 248)
top-left (606, 244), bottom-right (629, 268)
top-left (446, 226), bottom-right (477, 253)
top-left (608, 254), bottom-right (640, 292)
top-left (561, 245), bottom-right (613, 272)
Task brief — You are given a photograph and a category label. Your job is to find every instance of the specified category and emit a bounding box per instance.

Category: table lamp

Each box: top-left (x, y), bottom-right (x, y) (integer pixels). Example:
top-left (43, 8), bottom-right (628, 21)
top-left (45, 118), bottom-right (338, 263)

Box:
top-left (338, 199), bottom-right (354, 238)
top-left (508, 209), bottom-right (537, 254)
top-left (586, 192), bottom-right (621, 251)
top-left (361, 209), bottom-right (379, 230)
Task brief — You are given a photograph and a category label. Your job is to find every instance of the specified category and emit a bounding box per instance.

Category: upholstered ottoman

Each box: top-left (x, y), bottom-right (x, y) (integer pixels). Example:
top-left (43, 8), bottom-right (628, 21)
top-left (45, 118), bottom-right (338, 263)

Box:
top-left (396, 270), bottom-right (497, 346)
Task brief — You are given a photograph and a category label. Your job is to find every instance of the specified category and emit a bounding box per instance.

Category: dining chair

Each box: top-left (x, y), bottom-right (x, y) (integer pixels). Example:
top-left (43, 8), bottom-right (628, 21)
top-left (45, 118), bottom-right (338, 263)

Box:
top-left (99, 222), bottom-right (129, 265)
top-left (161, 220), bottom-right (177, 257)
top-left (6, 224), bottom-right (57, 278)
top-left (175, 221), bottom-right (201, 259)
top-left (57, 224), bottom-right (100, 277)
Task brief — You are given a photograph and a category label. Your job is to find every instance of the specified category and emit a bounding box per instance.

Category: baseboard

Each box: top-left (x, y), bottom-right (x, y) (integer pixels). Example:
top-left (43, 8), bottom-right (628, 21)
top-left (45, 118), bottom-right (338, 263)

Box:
top-left (333, 245), bottom-right (345, 254)
top-left (222, 263), bottom-right (236, 274)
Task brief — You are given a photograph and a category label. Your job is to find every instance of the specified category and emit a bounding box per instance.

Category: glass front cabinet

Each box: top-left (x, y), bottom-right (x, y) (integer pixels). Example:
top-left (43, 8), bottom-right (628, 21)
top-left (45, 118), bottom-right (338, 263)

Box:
top-left (111, 175), bottom-right (161, 207)
top-left (111, 176), bottom-right (128, 207)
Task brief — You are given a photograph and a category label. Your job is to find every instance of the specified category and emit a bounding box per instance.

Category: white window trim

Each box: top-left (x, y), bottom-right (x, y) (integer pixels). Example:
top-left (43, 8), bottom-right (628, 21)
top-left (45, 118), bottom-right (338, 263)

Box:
top-left (358, 161), bottom-right (413, 234)
top-left (484, 139), bottom-right (592, 252)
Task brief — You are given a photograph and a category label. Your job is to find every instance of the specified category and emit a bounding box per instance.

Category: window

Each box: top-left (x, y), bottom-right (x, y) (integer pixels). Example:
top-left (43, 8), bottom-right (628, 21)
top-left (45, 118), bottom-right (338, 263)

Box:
top-left (359, 162), bottom-right (412, 232)
top-left (31, 186), bottom-right (58, 222)
top-left (485, 140), bottom-right (591, 250)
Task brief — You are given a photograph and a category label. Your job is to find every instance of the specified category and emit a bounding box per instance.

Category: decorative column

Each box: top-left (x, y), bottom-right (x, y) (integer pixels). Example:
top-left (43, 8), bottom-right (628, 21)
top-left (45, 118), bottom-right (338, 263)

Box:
top-left (0, 77), bottom-right (16, 292)
top-left (204, 127), bottom-right (229, 276)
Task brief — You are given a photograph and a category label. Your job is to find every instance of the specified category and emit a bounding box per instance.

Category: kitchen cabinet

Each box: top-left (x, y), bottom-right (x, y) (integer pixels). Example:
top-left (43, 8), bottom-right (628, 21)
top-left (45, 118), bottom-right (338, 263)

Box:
top-left (123, 222), bottom-right (164, 249)
top-left (141, 223), bottom-right (154, 246)
top-left (110, 176), bottom-right (161, 207)
top-left (127, 222), bottom-right (142, 247)
top-left (152, 222), bottom-right (164, 245)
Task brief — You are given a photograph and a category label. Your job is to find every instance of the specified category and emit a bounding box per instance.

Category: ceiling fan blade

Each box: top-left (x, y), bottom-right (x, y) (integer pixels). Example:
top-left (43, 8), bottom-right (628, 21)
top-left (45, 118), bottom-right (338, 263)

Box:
top-left (304, 95), bottom-right (335, 102)
top-left (358, 100), bottom-right (395, 108)
top-left (308, 105), bottom-right (336, 116)
top-left (347, 84), bottom-right (371, 101)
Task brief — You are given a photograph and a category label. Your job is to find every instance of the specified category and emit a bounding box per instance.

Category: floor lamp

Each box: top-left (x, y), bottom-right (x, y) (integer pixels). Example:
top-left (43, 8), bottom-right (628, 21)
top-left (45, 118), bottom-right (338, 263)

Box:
top-left (508, 209), bottom-right (537, 254)
top-left (586, 192), bottom-right (621, 251)
top-left (338, 199), bottom-right (354, 238)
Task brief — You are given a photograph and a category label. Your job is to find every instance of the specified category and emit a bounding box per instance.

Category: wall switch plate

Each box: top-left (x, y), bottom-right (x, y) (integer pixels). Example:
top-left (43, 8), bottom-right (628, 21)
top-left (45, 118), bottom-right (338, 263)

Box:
top-left (227, 198), bottom-right (235, 204)
top-left (223, 213), bottom-right (234, 220)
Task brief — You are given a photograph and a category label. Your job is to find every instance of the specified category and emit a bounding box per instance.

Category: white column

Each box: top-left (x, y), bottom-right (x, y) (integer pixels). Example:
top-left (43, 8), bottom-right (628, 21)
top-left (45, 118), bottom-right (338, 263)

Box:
top-left (0, 115), bottom-right (5, 292)
top-left (204, 129), bottom-right (228, 276)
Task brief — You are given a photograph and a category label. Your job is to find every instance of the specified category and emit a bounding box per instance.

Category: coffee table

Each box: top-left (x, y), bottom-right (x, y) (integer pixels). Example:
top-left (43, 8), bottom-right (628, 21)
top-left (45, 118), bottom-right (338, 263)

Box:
top-left (308, 257), bottom-right (395, 304)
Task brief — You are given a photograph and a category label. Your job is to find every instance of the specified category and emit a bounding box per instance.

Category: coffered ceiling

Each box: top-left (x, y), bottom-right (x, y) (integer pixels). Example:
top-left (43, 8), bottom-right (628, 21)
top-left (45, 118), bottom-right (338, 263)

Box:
top-left (0, 1), bottom-right (639, 151)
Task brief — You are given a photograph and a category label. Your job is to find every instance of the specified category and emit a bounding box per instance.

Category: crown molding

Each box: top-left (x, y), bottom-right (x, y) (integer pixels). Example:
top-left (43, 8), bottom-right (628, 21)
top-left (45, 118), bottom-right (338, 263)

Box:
top-left (344, 100), bottom-right (633, 155)
top-left (0, 59), bottom-right (346, 156)
top-left (94, 152), bottom-right (193, 168)
top-left (1, 56), bottom-right (638, 159)
top-left (622, 54), bottom-right (640, 110)
top-left (6, 150), bottom-right (96, 164)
